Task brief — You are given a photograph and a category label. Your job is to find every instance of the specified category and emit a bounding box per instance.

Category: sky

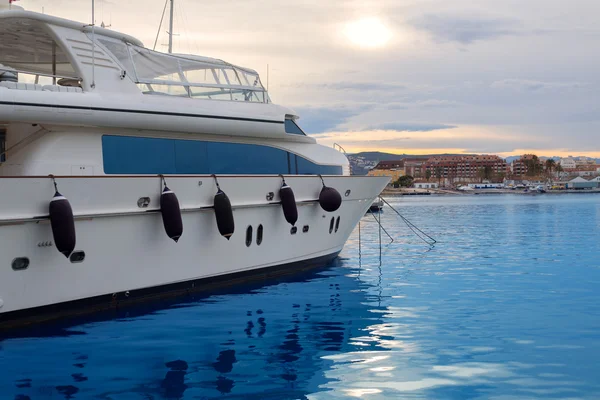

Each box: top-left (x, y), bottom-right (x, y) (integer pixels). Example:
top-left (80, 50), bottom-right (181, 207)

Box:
top-left (20, 0), bottom-right (600, 156)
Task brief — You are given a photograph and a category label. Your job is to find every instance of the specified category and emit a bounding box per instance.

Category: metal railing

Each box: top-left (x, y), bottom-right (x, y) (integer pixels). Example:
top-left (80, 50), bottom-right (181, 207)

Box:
top-left (333, 143), bottom-right (347, 154)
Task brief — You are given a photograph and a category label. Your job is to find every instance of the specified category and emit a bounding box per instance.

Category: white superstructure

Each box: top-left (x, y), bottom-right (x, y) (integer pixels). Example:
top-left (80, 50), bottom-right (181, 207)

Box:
top-left (0, 5), bottom-right (388, 327)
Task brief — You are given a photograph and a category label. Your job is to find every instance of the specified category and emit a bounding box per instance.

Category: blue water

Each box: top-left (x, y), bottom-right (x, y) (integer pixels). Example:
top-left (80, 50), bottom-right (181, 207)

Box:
top-left (1, 194), bottom-right (600, 399)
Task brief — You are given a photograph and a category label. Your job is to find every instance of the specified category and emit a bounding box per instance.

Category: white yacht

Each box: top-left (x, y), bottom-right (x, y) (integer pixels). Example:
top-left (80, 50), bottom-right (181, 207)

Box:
top-left (0, 3), bottom-right (389, 328)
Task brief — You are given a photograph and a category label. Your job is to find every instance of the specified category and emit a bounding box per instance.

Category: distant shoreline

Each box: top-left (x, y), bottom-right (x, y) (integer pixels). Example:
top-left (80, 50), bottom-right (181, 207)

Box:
top-left (381, 188), bottom-right (600, 196)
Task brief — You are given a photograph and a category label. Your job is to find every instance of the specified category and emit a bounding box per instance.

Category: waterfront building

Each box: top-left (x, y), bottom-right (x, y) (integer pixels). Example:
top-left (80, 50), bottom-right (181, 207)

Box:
top-left (403, 158), bottom-right (427, 178)
top-left (574, 168), bottom-right (598, 177)
top-left (511, 154), bottom-right (544, 176)
top-left (413, 181), bottom-right (439, 189)
top-left (367, 161), bottom-right (406, 182)
top-left (424, 155), bottom-right (507, 181)
top-left (566, 177), bottom-right (599, 189)
top-left (467, 182), bottom-right (504, 189)
top-left (574, 157), bottom-right (597, 168)
top-left (559, 157), bottom-right (577, 170)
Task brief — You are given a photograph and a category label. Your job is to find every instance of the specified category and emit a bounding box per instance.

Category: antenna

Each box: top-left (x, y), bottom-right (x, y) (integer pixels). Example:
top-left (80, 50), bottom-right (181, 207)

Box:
top-left (168, 0), bottom-right (174, 53)
top-left (91, 0), bottom-right (96, 89)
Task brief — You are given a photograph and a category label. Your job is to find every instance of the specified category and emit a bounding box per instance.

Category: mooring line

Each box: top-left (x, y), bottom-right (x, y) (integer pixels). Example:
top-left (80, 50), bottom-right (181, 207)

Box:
top-left (379, 197), bottom-right (437, 246)
top-left (369, 210), bottom-right (394, 243)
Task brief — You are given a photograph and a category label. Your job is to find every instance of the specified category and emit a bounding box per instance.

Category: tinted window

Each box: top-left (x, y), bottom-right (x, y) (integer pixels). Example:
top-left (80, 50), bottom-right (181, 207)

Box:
top-left (102, 136), bottom-right (176, 174)
top-left (296, 155), bottom-right (342, 175)
top-left (102, 135), bottom-right (341, 176)
top-left (284, 119), bottom-right (306, 135)
top-left (174, 140), bottom-right (209, 173)
top-left (207, 142), bottom-right (288, 174)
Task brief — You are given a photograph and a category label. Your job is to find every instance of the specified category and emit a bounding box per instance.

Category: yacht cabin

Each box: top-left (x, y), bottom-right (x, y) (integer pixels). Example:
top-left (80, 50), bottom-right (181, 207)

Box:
top-left (0, 7), bottom-right (349, 177)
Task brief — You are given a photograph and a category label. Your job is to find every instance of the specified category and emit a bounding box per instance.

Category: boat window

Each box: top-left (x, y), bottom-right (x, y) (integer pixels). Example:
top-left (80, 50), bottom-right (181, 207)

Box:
top-left (284, 120), bottom-right (306, 136)
top-left (140, 83), bottom-right (189, 97)
top-left (294, 154), bottom-right (341, 175)
top-left (245, 226), bottom-right (253, 247)
top-left (98, 39), bottom-right (135, 77)
top-left (0, 18), bottom-right (79, 83)
top-left (12, 257), bottom-right (30, 271)
top-left (102, 135), bottom-right (343, 175)
top-left (98, 40), bottom-right (270, 102)
top-left (256, 224), bottom-right (263, 245)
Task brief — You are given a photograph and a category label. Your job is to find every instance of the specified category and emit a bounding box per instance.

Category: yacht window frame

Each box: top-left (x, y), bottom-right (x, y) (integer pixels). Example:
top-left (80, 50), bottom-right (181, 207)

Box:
top-left (0, 18), bottom-right (81, 83)
top-left (96, 37), bottom-right (270, 102)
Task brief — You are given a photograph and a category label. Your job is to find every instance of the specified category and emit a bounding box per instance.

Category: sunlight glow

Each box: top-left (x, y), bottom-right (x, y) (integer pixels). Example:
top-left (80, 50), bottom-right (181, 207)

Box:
top-left (343, 17), bottom-right (392, 48)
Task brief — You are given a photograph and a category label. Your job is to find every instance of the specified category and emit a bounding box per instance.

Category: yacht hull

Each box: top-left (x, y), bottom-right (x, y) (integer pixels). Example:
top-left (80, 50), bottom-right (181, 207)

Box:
top-left (0, 175), bottom-right (389, 328)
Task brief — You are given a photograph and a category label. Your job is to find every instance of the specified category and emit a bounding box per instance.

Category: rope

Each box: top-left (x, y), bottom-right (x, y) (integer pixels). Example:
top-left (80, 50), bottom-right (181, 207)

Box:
top-left (380, 197), bottom-right (437, 246)
top-left (377, 206), bottom-right (382, 261)
top-left (0, 126), bottom-right (49, 161)
top-left (318, 174), bottom-right (325, 187)
top-left (279, 174), bottom-right (286, 185)
top-left (358, 220), bottom-right (362, 273)
top-left (211, 174), bottom-right (221, 190)
top-left (369, 211), bottom-right (394, 243)
top-left (159, 174), bottom-right (167, 188)
top-left (49, 174), bottom-right (58, 193)
top-left (153, 0), bottom-right (169, 51)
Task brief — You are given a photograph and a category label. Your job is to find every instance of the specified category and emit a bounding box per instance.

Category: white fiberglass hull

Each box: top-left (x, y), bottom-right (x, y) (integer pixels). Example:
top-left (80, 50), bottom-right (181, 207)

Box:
top-left (0, 175), bottom-right (388, 327)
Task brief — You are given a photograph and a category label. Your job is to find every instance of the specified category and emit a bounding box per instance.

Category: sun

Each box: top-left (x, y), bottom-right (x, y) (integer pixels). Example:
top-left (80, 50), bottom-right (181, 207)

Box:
top-left (343, 17), bottom-right (392, 48)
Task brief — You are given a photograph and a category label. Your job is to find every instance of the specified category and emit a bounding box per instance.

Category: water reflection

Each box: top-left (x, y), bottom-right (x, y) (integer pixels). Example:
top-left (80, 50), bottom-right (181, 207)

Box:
top-left (2, 195), bottom-right (600, 399)
top-left (311, 195), bottom-right (600, 399)
top-left (1, 257), bottom-right (389, 399)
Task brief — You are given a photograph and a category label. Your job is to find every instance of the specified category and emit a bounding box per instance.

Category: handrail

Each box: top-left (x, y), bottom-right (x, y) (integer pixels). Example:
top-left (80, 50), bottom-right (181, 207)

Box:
top-left (333, 143), bottom-right (347, 154)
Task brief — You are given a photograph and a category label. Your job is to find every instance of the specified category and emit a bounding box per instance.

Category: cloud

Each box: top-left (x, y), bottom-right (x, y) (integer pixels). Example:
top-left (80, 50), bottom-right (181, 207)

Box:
top-left (294, 104), bottom-right (374, 134)
top-left (363, 122), bottom-right (457, 132)
top-left (385, 100), bottom-right (462, 110)
top-left (416, 100), bottom-right (463, 108)
top-left (490, 79), bottom-right (589, 92)
top-left (288, 81), bottom-right (407, 92)
top-left (409, 14), bottom-right (523, 44)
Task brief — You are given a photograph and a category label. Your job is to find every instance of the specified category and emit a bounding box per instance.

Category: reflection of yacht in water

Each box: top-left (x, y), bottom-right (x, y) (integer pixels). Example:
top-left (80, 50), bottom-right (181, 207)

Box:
top-left (0, 3), bottom-right (389, 327)
top-left (1, 260), bottom-right (390, 399)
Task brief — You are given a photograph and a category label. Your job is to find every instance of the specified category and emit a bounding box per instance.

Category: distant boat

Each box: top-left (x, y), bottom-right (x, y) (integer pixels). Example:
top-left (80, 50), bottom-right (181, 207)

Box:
top-left (369, 200), bottom-right (384, 212)
top-left (536, 185), bottom-right (546, 193)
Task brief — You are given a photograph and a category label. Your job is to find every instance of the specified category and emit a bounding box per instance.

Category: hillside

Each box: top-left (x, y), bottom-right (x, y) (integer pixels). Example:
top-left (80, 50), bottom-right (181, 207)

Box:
top-left (350, 152), bottom-right (467, 163)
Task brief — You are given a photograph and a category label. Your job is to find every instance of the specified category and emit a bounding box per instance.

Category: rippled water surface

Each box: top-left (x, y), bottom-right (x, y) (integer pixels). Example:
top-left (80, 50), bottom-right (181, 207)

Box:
top-left (2, 194), bottom-right (600, 399)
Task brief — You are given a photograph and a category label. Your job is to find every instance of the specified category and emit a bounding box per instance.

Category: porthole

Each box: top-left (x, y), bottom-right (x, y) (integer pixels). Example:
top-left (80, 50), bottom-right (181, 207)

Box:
top-left (12, 257), bottom-right (29, 271)
top-left (70, 251), bottom-right (86, 263)
top-left (335, 216), bottom-right (341, 233)
top-left (246, 226), bottom-right (253, 247)
top-left (329, 217), bottom-right (335, 234)
top-left (290, 226), bottom-right (297, 235)
top-left (302, 225), bottom-right (309, 233)
top-left (257, 224), bottom-right (263, 245)
top-left (137, 197), bottom-right (151, 208)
